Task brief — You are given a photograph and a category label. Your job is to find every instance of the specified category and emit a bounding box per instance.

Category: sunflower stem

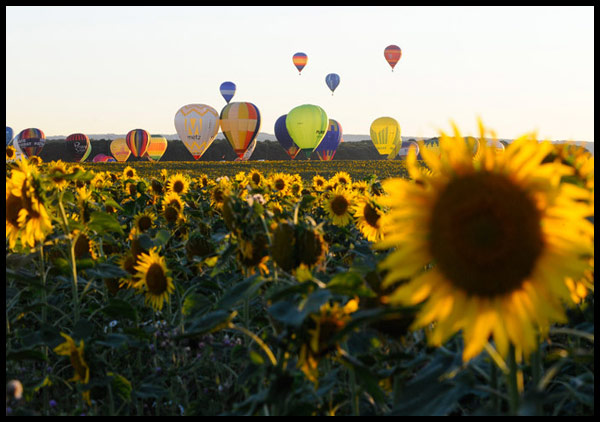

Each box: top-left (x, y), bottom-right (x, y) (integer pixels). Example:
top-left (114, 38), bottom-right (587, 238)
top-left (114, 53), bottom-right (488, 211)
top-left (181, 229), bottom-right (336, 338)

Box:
top-left (57, 190), bottom-right (80, 322)
top-left (530, 337), bottom-right (543, 415)
top-left (229, 323), bottom-right (277, 366)
top-left (506, 343), bottom-right (520, 415)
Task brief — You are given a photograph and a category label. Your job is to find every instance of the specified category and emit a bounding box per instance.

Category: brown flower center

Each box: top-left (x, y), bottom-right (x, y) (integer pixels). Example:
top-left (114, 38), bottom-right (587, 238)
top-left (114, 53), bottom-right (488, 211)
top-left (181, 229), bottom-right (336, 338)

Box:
top-left (6, 193), bottom-right (22, 227)
top-left (173, 180), bottom-right (184, 193)
top-left (137, 216), bottom-right (152, 231)
top-left (363, 203), bottom-right (380, 228)
top-left (251, 173), bottom-right (261, 185)
top-left (429, 172), bottom-right (543, 297)
top-left (146, 263), bottom-right (167, 295)
top-left (331, 195), bottom-right (349, 216)
top-left (275, 179), bottom-right (285, 191)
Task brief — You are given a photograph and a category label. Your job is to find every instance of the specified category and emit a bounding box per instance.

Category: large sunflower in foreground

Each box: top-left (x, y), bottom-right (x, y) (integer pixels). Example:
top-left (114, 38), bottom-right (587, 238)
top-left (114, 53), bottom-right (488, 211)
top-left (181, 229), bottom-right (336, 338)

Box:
top-left (132, 247), bottom-right (175, 312)
top-left (376, 122), bottom-right (594, 362)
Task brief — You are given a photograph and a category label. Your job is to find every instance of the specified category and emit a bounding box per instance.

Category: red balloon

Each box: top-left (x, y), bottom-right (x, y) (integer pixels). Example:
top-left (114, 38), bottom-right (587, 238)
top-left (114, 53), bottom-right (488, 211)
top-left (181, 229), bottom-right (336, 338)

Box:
top-left (384, 45), bottom-right (402, 71)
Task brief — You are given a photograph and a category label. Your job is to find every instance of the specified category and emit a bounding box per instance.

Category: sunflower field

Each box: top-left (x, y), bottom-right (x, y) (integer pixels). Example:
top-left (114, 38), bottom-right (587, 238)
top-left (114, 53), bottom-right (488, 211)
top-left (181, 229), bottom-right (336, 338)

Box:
top-left (5, 129), bottom-right (594, 416)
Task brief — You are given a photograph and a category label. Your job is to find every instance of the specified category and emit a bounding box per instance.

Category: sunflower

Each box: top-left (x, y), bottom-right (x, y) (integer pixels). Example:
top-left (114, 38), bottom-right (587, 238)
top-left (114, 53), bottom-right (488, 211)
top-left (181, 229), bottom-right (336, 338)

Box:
top-left (312, 175), bottom-right (328, 192)
top-left (53, 332), bottom-right (91, 405)
top-left (269, 172), bottom-right (291, 196)
top-left (132, 247), bottom-right (175, 312)
top-left (330, 171), bottom-right (352, 188)
top-left (248, 169), bottom-right (264, 189)
top-left (209, 180), bottom-right (230, 210)
top-left (162, 191), bottom-right (185, 223)
top-left (6, 145), bottom-right (16, 161)
top-left (234, 171), bottom-right (249, 188)
top-left (6, 158), bottom-right (53, 250)
top-left (298, 298), bottom-right (359, 385)
top-left (376, 121), bottom-right (594, 362)
top-left (351, 180), bottom-right (369, 195)
top-left (132, 209), bottom-right (156, 233)
top-left (352, 196), bottom-right (385, 242)
top-left (565, 257), bottom-right (594, 305)
top-left (28, 156), bottom-right (42, 166)
top-left (166, 173), bottom-right (190, 196)
top-left (72, 229), bottom-right (99, 260)
top-left (122, 166), bottom-right (137, 180)
top-left (324, 186), bottom-right (355, 227)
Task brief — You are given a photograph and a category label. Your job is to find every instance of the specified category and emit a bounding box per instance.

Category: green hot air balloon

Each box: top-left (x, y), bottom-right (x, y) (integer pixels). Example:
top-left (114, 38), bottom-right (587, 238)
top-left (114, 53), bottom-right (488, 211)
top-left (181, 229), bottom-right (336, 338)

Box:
top-left (285, 104), bottom-right (328, 158)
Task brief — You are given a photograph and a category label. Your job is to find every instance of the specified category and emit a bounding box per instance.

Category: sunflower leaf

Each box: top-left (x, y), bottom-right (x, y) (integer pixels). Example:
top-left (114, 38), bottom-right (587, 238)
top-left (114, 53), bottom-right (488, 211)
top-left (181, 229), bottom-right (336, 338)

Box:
top-left (87, 211), bottom-right (124, 235)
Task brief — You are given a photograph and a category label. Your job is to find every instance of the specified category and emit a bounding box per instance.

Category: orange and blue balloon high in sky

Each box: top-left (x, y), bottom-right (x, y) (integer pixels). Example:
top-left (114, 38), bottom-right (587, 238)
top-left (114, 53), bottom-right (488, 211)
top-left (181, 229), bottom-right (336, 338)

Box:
top-left (292, 52), bottom-right (308, 75)
top-left (384, 45), bottom-right (402, 71)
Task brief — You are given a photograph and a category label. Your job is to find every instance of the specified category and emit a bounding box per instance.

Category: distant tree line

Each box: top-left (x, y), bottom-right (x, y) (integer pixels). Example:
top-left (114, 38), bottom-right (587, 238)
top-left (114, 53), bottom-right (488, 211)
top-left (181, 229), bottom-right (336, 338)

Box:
top-left (38, 137), bottom-right (427, 162)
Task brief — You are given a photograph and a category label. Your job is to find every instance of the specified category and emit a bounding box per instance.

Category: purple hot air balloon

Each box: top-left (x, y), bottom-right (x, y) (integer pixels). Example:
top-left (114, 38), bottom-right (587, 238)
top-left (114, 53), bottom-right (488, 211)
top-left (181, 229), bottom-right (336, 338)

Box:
top-left (274, 115), bottom-right (300, 159)
top-left (314, 119), bottom-right (342, 161)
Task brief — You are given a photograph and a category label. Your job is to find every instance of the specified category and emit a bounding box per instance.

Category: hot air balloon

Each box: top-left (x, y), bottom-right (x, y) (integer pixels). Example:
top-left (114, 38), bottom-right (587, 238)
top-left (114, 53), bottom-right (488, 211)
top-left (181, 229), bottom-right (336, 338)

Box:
top-left (110, 138), bottom-right (131, 162)
top-left (145, 135), bottom-right (168, 161)
top-left (293, 52), bottom-right (308, 75)
top-left (174, 104), bottom-right (220, 160)
top-left (474, 138), bottom-right (505, 155)
top-left (418, 138), bottom-right (441, 160)
top-left (92, 154), bottom-right (115, 163)
top-left (384, 45), bottom-right (402, 71)
top-left (235, 138), bottom-right (257, 161)
top-left (370, 117), bottom-right (401, 158)
top-left (314, 119), bottom-right (342, 161)
top-left (126, 129), bottom-right (150, 158)
top-left (325, 73), bottom-right (340, 95)
top-left (220, 81), bottom-right (236, 104)
top-left (274, 114), bottom-right (300, 159)
top-left (397, 140), bottom-right (420, 160)
top-left (286, 104), bottom-right (328, 158)
top-left (17, 128), bottom-right (46, 159)
top-left (65, 133), bottom-right (91, 162)
top-left (6, 127), bottom-right (13, 146)
top-left (220, 102), bottom-right (261, 159)
top-left (11, 132), bottom-right (24, 160)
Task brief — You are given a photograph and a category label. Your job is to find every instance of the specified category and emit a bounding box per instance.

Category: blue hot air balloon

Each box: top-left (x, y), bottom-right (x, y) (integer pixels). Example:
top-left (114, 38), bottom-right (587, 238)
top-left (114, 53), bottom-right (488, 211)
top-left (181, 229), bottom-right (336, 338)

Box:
top-left (219, 81), bottom-right (236, 104)
top-left (325, 73), bottom-right (340, 95)
top-left (6, 127), bottom-right (14, 146)
top-left (274, 114), bottom-right (300, 159)
top-left (314, 119), bottom-right (342, 161)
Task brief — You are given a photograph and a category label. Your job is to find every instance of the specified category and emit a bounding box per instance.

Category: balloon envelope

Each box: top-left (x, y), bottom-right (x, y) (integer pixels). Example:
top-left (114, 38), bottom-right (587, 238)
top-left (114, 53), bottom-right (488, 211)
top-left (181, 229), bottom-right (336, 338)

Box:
top-left (65, 133), bottom-right (91, 162)
top-left (6, 127), bottom-right (13, 146)
top-left (110, 138), bottom-right (131, 162)
top-left (274, 114), bottom-right (300, 159)
top-left (220, 102), bottom-right (261, 159)
top-left (314, 119), bottom-right (342, 161)
top-left (17, 128), bottom-right (46, 159)
top-left (174, 104), bottom-right (220, 160)
top-left (236, 138), bottom-right (257, 161)
top-left (126, 129), bottom-right (150, 158)
top-left (370, 117), bottom-right (401, 157)
top-left (145, 135), bottom-right (168, 161)
top-left (384, 45), bottom-right (402, 71)
top-left (325, 73), bottom-right (340, 95)
top-left (397, 140), bottom-right (420, 159)
top-left (219, 81), bottom-right (236, 104)
top-left (286, 104), bottom-right (328, 156)
top-left (293, 52), bottom-right (308, 74)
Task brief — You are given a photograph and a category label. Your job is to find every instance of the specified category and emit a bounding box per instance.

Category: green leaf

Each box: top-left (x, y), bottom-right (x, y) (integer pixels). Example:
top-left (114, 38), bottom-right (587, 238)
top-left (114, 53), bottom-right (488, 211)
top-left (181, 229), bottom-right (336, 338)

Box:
top-left (86, 263), bottom-right (129, 280)
top-left (109, 372), bottom-right (132, 402)
top-left (134, 383), bottom-right (168, 399)
top-left (153, 229), bottom-right (171, 247)
top-left (183, 310), bottom-right (235, 337)
top-left (87, 211), bottom-right (124, 235)
top-left (268, 289), bottom-right (331, 327)
top-left (249, 350), bottom-right (265, 365)
top-left (217, 275), bottom-right (264, 310)
top-left (7, 349), bottom-right (48, 362)
top-left (101, 298), bottom-right (138, 322)
top-left (327, 271), bottom-right (376, 297)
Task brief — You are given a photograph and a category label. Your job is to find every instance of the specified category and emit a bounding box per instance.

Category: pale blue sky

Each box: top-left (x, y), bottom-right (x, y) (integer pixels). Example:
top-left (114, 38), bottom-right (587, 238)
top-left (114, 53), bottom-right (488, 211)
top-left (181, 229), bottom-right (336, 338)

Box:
top-left (6, 6), bottom-right (594, 141)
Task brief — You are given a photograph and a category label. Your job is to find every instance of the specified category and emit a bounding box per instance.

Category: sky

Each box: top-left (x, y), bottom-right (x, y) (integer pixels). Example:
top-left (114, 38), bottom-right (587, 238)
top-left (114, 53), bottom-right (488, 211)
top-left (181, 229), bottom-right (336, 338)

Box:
top-left (5, 6), bottom-right (595, 142)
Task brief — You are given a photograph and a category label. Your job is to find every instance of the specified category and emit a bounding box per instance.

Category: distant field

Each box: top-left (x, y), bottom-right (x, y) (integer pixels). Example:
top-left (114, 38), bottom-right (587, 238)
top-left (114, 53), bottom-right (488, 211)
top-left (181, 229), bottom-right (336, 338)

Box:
top-left (80, 159), bottom-right (410, 181)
